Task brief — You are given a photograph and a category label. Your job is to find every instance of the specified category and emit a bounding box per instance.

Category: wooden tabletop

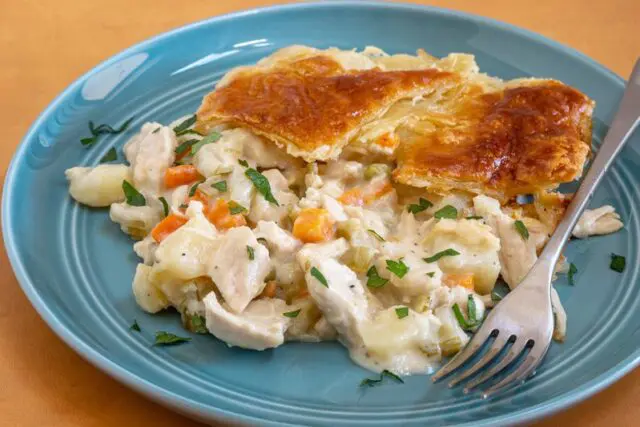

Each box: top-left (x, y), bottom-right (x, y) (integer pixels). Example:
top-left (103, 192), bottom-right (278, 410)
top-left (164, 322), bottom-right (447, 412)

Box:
top-left (2, 0), bottom-right (639, 425)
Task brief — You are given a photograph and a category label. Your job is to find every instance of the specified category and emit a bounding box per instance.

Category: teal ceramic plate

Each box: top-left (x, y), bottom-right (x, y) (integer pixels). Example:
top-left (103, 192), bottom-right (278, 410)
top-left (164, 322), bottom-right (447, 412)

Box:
top-left (4, 2), bottom-right (639, 425)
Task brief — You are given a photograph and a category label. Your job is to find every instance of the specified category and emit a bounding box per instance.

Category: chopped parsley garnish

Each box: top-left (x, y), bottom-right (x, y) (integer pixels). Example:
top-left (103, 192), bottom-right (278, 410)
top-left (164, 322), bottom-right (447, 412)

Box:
top-left (386, 259), bottom-right (409, 278)
top-left (122, 180), bottom-right (146, 206)
top-left (283, 309), bottom-right (301, 318)
top-left (257, 237), bottom-right (268, 246)
top-left (360, 370), bottom-right (404, 387)
top-left (426, 272), bottom-right (435, 278)
top-left (99, 147), bottom-right (117, 163)
top-left (245, 168), bottom-right (279, 206)
top-left (238, 159), bottom-right (249, 167)
top-left (407, 197), bottom-right (433, 214)
top-left (310, 267), bottom-right (328, 287)
top-left (179, 203), bottom-right (188, 209)
top-left (568, 263), bottom-right (577, 286)
top-left (491, 289), bottom-right (504, 302)
top-left (367, 229), bottom-right (385, 242)
top-left (467, 294), bottom-right (477, 324)
top-left (366, 266), bottom-right (388, 288)
top-left (434, 205), bottom-right (458, 219)
top-left (466, 215), bottom-right (483, 220)
top-left (452, 295), bottom-right (481, 331)
top-left (514, 220), bottom-right (529, 240)
top-left (130, 320), bottom-right (141, 332)
top-left (190, 315), bottom-right (208, 334)
top-left (188, 180), bottom-right (204, 197)
top-left (247, 245), bottom-right (255, 260)
top-left (211, 180), bottom-right (227, 192)
top-left (395, 306), bottom-right (409, 319)
top-left (152, 127), bottom-right (161, 134)
top-left (423, 248), bottom-right (460, 263)
top-left (228, 201), bottom-right (247, 215)
top-left (153, 331), bottom-right (191, 346)
top-left (158, 196), bottom-right (169, 217)
top-left (175, 139), bottom-right (199, 155)
top-left (172, 115), bottom-right (196, 134)
top-left (81, 117), bottom-right (133, 147)
top-left (190, 132), bottom-right (222, 155)
top-left (610, 254), bottom-right (626, 273)
top-left (175, 128), bottom-right (203, 137)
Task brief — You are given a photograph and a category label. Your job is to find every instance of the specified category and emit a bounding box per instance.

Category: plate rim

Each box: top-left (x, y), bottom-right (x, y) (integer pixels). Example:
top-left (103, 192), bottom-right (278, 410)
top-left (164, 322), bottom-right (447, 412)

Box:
top-left (2, 1), bottom-right (633, 425)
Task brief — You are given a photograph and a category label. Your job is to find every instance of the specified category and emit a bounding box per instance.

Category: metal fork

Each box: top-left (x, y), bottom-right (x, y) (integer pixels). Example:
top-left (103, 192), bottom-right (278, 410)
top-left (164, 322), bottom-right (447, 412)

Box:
top-left (432, 58), bottom-right (640, 398)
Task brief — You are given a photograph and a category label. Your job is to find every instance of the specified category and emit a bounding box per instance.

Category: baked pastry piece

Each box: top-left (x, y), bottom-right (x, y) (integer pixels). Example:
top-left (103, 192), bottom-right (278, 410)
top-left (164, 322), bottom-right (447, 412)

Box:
top-left (197, 46), bottom-right (594, 200)
top-left (197, 46), bottom-right (460, 161)
top-left (393, 78), bottom-right (594, 200)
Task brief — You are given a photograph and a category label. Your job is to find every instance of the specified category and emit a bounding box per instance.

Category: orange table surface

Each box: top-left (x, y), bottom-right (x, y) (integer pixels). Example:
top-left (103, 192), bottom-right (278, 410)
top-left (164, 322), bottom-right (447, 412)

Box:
top-left (1, 0), bottom-right (639, 425)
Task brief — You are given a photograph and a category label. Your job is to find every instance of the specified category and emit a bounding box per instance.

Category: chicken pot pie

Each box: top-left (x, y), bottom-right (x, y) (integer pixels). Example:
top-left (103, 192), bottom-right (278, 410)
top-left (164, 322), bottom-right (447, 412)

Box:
top-left (66, 46), bottom-right (622, 377)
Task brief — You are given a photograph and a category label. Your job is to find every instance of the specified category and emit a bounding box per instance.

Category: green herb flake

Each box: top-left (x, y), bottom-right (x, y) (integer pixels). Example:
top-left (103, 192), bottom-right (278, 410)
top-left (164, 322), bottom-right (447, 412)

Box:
top-left (452, 300), bottom-right (480, 332)
top-left (153, 331), bottom-right (191, 346)
top-left (188, 180), bottom-right (204, 197)
top-left (99, 147), bottom-right (117, 163)
top-left (190, 132), bottom-right (222, 155)
top-left (158, 196), bottom-right (169, 217)
top-left (190, 314), bottom-right (208, 334)
top-left (175, 128), bottom-right (203, 137)
top-left (310, 267), bottom-right (328, 287)
top-left (360, 370), bottom-right (404, 388)
top-left (247, 245), bottom-right (255, 260)
top-left (130, 320), bottom-right (141, 332)
top-left (211, 180), bottom-right (227, 192)
top-left (467, 295), bottom-right (477, 324)
top-left (386, 259), bottom-right (409, 278)
top-left (175, 139), bottom-right (199, 155)
top-left (395, 306), bottom-right (409, 319)
top-left (466, 215), bottom-right (483, 220)
top-left (238, 159), bottom-right (249, 167)
top-left (514, 220), bottom-right (529, 240)
top-left (426, 272), bottom-right (435, 278)
top-left (434, 205), bottom-right (458, 219)
top-left (228, 201), bottom-right (247, 215)
top-left (81, 136), bottom-right (97, 147)
top-left (257, 237), bottom-right (268, 246)
top-left (122, 180), bottom-right (146, 206)
top-left (152, 127), bottom-right (161, 134)
top-left (366, 266), bottom-right (389, 288)
top-left (245, 168), bottom-right (279, 206)
top-left (568, 263), bottom-right (578, 286)
top-left (367, 229), bottom-right (385, 242)
top-left (610, 254), bottom-right (626, 273)
top-left (407, 197), bottom-right (433, 214)
top-left (491, 290), bottom-right (504, 302)
top-left (179, 203), bottom-right (188, 209)
top-left (423, 248), bottom-right (460, 263)
top-left (283, 309), bottom-right (301, 318)
top-left (172, 115), bottom-right (196, 134)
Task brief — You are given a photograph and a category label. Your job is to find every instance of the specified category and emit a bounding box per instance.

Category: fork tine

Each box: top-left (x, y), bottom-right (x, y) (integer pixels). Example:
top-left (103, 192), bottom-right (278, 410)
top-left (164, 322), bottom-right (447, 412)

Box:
top-left (448, 335), bottom-right (511, 387)
top-left (462, 340), bottom-right (528, 393)
top-left (432, 328), bottom-right (494, 382)
top-left (481, 354), bottom-right (539, 398)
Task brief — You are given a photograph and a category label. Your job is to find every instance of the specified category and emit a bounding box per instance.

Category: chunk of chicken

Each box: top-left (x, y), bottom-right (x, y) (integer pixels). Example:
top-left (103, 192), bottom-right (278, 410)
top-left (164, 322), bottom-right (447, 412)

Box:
top-left (109, 202), bottom-right (161, 238)
top-left (204, 292), bottom-right (290, 350)
top-left (192, 129), bottom-right (244, 177)
top-left (572, 206), bottom-right (623, 238)
top-left (249, 169), bottom-right (299, 226)
top-left (124, 123), bottom-right (177, 195)
top-left (206, 226), bottom-right (270, 313)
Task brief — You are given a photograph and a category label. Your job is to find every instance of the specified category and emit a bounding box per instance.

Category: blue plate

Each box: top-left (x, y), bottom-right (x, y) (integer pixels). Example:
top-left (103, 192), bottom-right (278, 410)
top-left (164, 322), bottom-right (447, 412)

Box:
top-left (4, 2), bottom-right (639, 425)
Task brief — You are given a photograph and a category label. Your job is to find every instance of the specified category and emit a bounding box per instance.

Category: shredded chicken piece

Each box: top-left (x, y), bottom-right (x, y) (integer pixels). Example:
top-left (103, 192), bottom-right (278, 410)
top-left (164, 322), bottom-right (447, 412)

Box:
top-left (572, 206), bottom-right (623, 239)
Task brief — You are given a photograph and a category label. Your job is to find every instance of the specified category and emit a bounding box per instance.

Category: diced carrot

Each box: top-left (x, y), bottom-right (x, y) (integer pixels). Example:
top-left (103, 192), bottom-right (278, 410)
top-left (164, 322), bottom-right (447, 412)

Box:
top-left (364, 182), bottom-right (393, 204)
top-left (442, 273), bottom-right (475, 290)
top-left (292, 208), bottom-right (335, 243)
top-left (374, 132), bottom-right (396, 149)
top-left (164, 165), bottom-right (202, 189)
top-left (260, 281), bottom-right (277, 298)
top-left (206, 199), bottom-right (247, 230)
top-left (151, 214), bottom-right (189, 242)
top-left (338, 188), bottom-right (364, 206)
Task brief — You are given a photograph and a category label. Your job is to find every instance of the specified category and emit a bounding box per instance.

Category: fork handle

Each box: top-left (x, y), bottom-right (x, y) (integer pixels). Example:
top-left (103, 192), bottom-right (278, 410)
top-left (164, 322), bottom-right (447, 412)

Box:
top-left (537, 59), bottom-right (640, 275)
